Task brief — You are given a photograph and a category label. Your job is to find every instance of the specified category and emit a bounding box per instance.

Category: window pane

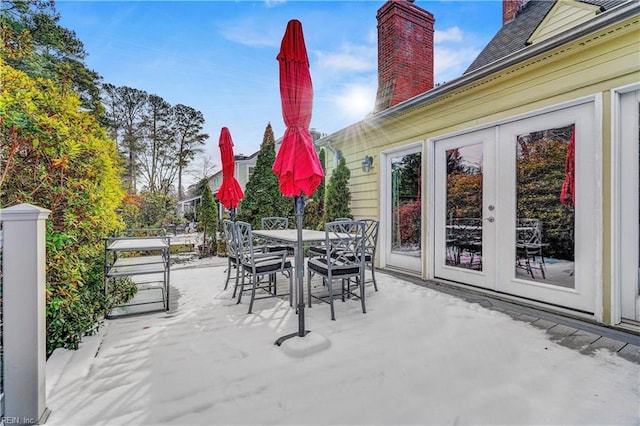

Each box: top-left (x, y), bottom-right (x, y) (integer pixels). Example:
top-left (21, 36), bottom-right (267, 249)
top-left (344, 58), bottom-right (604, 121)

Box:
top-left (445, 144), bottom-right (483, 270)
top-left (391, 152), bottom-right (421, 258)
top-left (515, 125), bottom-right (575, 288)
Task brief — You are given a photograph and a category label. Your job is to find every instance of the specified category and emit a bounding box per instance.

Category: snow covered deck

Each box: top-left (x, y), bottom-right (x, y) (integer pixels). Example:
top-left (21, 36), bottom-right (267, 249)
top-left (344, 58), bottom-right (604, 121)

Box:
top-left (46, 258), bottom-right (639, 425)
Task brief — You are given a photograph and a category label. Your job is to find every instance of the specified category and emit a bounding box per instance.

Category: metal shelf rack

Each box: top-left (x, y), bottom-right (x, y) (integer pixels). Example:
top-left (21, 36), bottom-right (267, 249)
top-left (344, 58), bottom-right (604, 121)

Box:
top-left (104, 231), bottom-right (171, 318)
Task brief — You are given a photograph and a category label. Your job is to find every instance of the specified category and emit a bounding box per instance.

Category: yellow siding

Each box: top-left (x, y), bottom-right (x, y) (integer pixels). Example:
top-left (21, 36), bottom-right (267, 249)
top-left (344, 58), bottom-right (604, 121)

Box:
top-left (529, 1), bottom-right (600, 45)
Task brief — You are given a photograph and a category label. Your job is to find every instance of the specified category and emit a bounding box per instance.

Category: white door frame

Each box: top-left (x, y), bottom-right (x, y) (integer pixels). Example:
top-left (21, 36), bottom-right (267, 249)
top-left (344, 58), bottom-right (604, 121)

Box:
top-left (611, 83), bottom-right (640, 324)
top-left (379, 142), bottom-right (425, 277)
top-left (428, 95), bottom-right (601, 316)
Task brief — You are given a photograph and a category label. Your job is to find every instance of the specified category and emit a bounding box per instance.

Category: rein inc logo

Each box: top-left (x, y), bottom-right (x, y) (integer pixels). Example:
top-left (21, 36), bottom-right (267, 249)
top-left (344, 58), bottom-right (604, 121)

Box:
top-left (3, 417), bottom-right (37, 424)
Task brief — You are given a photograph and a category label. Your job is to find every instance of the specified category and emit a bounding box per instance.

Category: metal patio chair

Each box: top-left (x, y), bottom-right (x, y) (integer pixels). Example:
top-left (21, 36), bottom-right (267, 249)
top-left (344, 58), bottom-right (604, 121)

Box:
top-left (516, 218), bottom-right (548, 279)
top-left (307, 220), bottom-right (367, 320)
top-left (222, 220), bottom-right (242, 296)
top-left (235, 221), bottom-right (293, 314)
top-left (260, 216), bottom-right (295, 255)
top-left (308, 217), bottom-right (352, 258)
top-left (361, 219), bottom-right (380, 291)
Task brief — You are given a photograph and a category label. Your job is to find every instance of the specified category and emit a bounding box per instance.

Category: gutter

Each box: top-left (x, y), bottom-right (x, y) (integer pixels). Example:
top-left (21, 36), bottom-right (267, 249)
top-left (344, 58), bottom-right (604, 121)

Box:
top-left (317, 0), bottom-right (640, 144)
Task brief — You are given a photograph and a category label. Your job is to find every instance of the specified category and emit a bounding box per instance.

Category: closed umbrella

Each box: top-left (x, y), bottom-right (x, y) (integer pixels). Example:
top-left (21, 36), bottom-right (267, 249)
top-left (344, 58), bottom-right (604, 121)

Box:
top-left (216, 127), bottom-right (244, 220)
top-left (273, 19), bottom-right (324, 344)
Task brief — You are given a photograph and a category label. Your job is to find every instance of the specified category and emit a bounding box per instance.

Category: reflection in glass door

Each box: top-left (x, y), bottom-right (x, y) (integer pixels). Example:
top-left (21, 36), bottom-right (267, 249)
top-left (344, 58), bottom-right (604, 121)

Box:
top-left (384, 148), bottom-right (422, 273)
top-left (515, 125), bottom-right (575, 289)
top-left (445, 145), bottom-right (483, 271)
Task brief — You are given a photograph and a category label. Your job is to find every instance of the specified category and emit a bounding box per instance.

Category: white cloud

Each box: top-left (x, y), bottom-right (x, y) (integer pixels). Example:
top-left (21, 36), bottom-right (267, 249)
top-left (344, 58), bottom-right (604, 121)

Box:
top-left (264, 0), bottom-right (286, 7)
top-left (314, 42), bottom-right (377, 74)
top-left (435, 26), bottom-right (463, 44)
top-left (218, 19), bottom-right (281, 48)
top-left (434, 46), bottom-right (481, 83)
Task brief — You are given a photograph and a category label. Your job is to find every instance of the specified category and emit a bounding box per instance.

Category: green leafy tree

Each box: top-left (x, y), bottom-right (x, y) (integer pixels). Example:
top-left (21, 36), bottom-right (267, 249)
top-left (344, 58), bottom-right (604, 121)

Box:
top-left (197, 184), bottom-right (218, 257)
top-left (516, 126), bottom-right (574, 259)
top-left (304, 147), bottom-right (326, 230)
top-left (324, 157), bottom-right (352, 222)
top-left (237, 123), bottom-right (291, 228)
top-left (0, 60), bottom-right (125, 355)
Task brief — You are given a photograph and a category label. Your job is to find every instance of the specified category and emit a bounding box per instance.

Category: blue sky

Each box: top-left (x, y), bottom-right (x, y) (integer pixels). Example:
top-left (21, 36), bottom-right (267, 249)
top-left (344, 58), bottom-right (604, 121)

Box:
top-left (56, 0), bottom-right (502, 180)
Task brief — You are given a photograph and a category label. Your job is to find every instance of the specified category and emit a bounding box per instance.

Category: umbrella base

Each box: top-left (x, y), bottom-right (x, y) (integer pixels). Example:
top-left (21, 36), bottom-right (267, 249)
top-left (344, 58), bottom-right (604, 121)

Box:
top-left (275, 330), bottom-right (331, 358)
top-left (274, 330), bottom-right (311, 346)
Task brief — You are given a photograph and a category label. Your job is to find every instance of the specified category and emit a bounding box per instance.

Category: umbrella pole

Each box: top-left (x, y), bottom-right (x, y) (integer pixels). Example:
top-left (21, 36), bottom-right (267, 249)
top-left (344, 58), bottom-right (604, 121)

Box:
top-left (295, 195), bottom-right (307, 337)
top-left (230, 207), bottom-right (236, 221)
top-left (275, 195), bottom-right (310, 345)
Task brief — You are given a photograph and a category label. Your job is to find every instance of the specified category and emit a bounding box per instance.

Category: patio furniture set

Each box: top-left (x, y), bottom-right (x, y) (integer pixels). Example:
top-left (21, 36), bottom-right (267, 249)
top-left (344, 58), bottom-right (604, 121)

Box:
top-left (223, 217), bottom-right (379, 320)
top-left (446, 217), bottom-right (549, 279)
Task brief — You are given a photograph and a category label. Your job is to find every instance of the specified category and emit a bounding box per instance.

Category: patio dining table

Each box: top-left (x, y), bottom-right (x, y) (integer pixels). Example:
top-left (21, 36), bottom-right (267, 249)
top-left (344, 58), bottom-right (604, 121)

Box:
top-left (251, 228), bottom-right (340, 308)
top-left (252, 228), bottom-right (327, 247)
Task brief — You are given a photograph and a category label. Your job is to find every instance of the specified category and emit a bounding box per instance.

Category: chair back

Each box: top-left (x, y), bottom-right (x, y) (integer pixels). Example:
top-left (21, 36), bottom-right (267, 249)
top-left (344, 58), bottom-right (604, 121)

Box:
top-left (325, 220), bottom-right (366, 271)
top-left (361, 219), bottom-right (379, 258)
top-left (234, 221), bottom-right (256, 263)
top-left (261, 217), bottom-right (289, 230)
top-left (335, 217), bottom-right (351, 222)
top-left (516, 218), bottom-right (543, 245)
top-left (222, 220), bottom-right (239, 259)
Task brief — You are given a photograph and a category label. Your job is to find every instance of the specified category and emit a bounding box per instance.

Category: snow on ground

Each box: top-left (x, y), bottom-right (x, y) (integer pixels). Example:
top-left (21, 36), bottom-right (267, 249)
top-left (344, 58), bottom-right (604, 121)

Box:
top-left (46, 260), bottom-right (639, 425)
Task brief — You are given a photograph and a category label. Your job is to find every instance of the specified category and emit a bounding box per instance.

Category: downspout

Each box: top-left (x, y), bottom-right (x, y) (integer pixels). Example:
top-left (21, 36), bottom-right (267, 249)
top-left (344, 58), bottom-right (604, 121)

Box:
top-left (322, 139), bottom-right (342, 168)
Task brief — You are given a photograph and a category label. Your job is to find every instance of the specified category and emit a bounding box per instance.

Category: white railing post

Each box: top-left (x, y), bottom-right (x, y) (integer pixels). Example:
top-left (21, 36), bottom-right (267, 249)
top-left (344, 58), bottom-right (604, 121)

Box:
top-left (1, 203), bottom-right (51, 425)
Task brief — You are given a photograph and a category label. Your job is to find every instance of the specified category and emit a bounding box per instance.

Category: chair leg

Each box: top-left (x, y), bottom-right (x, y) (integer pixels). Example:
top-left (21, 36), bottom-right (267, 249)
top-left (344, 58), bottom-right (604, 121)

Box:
top-left (360, 275), bottom-right (367, 314)
top-left (236, 269), bottom-right (246, 304)
top-left (370, 263), bottom-right (378, 291)
top-left (307, 270), bottom-right (313, 308)
top-left (232, 265), bottom-right (242, 298)
top-left (224, 258), bottom-right (232, 290)
top-left (248, 275), bottom-right (257, 314)
top-left (327, 278), bottom-right (336, 321)
top-left (289, 269), bottom-right (293, 307)
top-left (233, 267), bottom-right (240, 297)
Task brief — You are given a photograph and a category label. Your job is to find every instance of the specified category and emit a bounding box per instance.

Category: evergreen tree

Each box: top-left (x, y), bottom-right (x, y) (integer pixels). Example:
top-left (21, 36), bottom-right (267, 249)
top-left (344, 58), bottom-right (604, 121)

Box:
top-left (1, 0), bottom-right (103, 114)
top-left (237, 123), bottom-right (291, 228)
top-left (197, 183), bottom-right (218, 257)
top-left (304, 147), bottom-right (326, 230)
top-left (324, 157), bottom-right (352, 222)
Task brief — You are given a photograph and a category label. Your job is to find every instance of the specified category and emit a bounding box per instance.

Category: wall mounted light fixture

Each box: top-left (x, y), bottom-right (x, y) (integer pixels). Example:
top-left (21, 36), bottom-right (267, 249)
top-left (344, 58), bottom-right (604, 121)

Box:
top-left (361, 155), bottom-right (374, 173)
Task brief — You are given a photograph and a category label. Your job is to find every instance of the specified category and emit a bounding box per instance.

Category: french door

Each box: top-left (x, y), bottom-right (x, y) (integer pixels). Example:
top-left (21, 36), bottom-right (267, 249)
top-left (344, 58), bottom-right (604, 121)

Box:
top-left (434, 128), bottom-right (496, 288)
top-left (434, 101), bottom-right (597, 313)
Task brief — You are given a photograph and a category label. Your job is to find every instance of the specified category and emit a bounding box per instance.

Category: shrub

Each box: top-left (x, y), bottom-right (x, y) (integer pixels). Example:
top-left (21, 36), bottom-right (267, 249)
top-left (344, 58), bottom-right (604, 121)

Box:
top-left (1, 61), bottom-right (125, 356)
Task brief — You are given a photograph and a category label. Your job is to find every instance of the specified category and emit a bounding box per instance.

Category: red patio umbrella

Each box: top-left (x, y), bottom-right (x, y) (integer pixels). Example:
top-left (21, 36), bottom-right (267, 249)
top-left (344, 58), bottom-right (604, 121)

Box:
top-left (216, 127), bottom-right (244, 219)
top-left (560, 126), bottom-right (575, 206)
top-left (273, 19), bottom-right (324, 344)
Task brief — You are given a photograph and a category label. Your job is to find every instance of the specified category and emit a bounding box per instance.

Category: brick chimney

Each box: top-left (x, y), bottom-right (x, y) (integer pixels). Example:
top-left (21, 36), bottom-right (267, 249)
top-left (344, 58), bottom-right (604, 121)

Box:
top-left (374, 0), bottom-right (435, 112)
top-left (503, 0), bottom-right (526, 25)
